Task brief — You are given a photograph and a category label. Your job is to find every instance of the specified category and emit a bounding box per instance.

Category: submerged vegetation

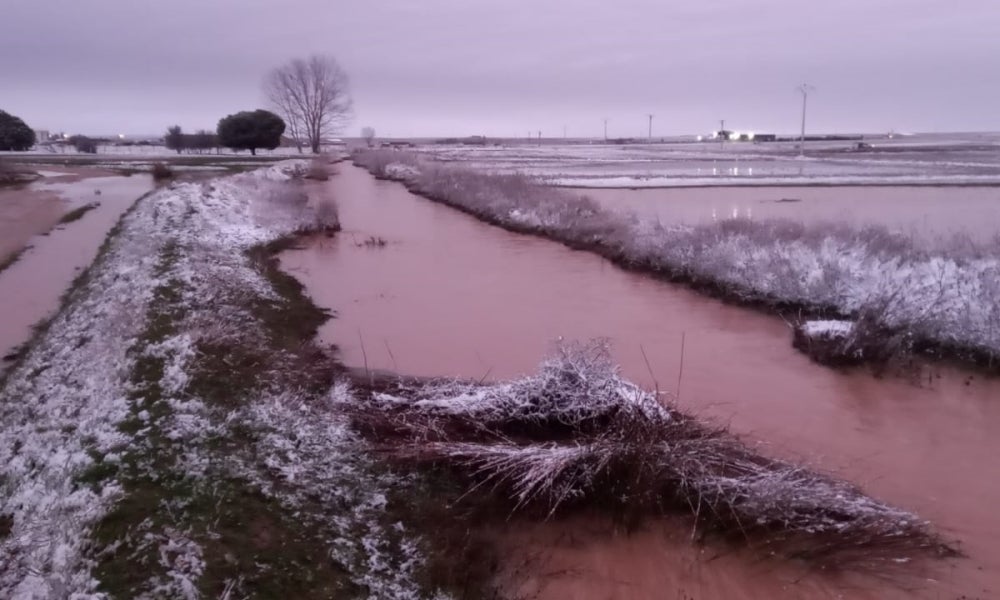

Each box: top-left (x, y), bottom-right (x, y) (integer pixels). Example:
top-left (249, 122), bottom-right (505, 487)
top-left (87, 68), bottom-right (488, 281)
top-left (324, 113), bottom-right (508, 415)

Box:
top-left (354, 149), bottom-right (1000, 371)
top-left (345, 340), bottom-right (955, 570)
top-left (57, 202), bottom-right (100, 225)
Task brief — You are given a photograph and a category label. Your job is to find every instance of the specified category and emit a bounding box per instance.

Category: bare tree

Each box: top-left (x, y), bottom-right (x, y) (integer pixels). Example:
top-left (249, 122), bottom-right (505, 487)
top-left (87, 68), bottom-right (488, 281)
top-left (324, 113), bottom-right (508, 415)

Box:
top-left (361, 126), bottom-right (376, 147)
top-left (264, 55), bottom-right (353, 154)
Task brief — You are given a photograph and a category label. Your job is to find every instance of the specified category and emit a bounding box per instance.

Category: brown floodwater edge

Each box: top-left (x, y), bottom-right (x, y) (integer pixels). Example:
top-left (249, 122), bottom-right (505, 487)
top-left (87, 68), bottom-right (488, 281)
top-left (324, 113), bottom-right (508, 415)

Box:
top-left (282, 164), bottom-right (1000, 599)
top-left (572, 185), bottom-right (1000, 243)
top-left (355, 160), bottom-right (1000, 374)
top-left (0, 171), bottom-right (155, 372)
top-left (0, 188), bottom-right (65, 266)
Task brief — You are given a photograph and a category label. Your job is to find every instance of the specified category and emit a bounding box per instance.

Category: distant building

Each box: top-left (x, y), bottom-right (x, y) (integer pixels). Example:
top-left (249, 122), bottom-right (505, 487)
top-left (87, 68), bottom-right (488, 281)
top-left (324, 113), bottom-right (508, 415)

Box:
top-left (710, 130), bottom-right (776, 142)
top-left (33, 129), bottom-right (50, 143)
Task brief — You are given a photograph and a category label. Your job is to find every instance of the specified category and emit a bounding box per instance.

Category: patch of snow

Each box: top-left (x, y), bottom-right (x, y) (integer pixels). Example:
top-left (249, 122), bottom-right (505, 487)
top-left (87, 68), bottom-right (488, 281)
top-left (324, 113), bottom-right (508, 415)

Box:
top-left (801, 320), bottom-right (855, 338)
top-left (385, 163), bottom-right (420, 179)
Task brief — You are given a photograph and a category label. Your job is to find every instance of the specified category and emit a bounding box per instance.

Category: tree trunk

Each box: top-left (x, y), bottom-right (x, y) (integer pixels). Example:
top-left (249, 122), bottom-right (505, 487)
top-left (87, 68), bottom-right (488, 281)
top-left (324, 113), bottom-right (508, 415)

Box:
top-left (250, 148), bottom-right (256, 156)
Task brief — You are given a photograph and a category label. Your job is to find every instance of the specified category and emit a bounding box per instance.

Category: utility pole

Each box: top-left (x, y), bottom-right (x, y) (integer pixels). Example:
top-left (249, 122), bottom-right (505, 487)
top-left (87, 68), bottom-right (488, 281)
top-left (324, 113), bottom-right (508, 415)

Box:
top-left (797, 84), bottom-right (815, 157)
top-left (537, 130), bottom-right (542, 146)
top-left (603, 118), bottom-right (609, 141)
top-left (647, 114), bottom-right (654, 141)
top-left (719, 119), bottom-right (725, 148)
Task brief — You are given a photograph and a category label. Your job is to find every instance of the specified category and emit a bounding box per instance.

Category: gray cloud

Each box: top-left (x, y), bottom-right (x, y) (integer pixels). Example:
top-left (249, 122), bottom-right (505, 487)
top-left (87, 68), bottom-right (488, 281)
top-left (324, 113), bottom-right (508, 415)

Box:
top-left (2, 0), bottom-right (997, 136)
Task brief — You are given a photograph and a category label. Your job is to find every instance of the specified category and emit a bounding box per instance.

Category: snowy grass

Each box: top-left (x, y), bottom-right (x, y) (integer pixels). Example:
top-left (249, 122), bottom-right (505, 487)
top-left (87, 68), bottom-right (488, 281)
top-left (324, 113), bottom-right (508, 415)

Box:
top-left (345, 341), bottom-right (955, 570)
top-left (0, 161), bottom-right (439, 598)
top-left (355, 149), bottom-right (1000, 369)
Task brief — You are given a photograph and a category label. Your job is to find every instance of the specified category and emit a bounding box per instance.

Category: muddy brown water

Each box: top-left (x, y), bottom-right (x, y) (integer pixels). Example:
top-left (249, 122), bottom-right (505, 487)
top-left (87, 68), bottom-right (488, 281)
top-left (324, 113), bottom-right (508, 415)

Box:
top-left (0, 171), bottom-right (154, 369)
top-left (574, 185), bottom-right (1000, 244)
top-left (281, 164), bottom-right (1000, 599)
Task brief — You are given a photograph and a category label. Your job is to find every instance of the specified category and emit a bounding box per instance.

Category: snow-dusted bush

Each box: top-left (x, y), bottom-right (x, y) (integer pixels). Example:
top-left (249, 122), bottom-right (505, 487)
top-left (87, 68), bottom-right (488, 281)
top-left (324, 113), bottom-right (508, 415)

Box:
top-left (354, 149), bottom-right (1000, 367)
top-left (345, 341), bottom-right (953, 567)
top-left (305, 156), bottom-right (331, 181)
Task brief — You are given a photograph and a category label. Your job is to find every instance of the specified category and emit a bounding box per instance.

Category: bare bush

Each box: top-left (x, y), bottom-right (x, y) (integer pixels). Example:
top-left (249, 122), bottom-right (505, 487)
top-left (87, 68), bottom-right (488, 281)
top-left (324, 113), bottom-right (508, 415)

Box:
top-left (151, 162), bottom-right (174, 181)
top-left (314, 198), bottom-right (340, 233)
top-left (355, 235), bottom-right (386, 248)
top-left (344, 341), bottom-right (954, 568)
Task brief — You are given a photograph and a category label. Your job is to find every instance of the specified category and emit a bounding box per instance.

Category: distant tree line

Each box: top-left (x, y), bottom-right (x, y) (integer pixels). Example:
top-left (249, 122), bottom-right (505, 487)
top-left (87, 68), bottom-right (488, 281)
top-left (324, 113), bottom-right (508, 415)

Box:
top-left (164, 109), bottom-right (286, 156)
top-left (0, 110), bottom-right (36, 151)
top-left (164, 126), bottom-right (222, 154)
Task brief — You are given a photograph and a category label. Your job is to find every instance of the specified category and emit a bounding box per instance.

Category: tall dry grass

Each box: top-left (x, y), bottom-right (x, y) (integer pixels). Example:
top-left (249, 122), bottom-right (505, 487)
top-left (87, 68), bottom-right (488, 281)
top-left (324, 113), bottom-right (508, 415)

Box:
top-left (344, 341), bottom-right (955, 569)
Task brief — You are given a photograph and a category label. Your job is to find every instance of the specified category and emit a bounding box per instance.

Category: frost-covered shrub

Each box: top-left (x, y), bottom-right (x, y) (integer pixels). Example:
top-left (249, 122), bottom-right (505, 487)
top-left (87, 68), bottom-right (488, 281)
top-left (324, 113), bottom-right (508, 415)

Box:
top-left (314, 198), bottom-right (340, 232)
top-left (304, 157), bottom-right (331, 181)
top-left (345, 341), bottom-right (954, 567)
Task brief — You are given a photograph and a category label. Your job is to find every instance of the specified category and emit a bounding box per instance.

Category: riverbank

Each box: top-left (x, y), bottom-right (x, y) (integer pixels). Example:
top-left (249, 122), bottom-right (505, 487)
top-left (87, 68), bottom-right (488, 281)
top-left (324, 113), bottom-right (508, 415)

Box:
top-left (353, 149), bottom-right (1000, 373)
top-left (0, 161), bottom-right (444, 598)
top-left (280, 163), bottom-right (1000, 598)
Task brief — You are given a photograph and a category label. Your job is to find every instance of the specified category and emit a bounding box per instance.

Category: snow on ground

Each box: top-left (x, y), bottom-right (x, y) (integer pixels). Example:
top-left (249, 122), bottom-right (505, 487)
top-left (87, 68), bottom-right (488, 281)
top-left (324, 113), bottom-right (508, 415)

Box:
top-left (403, 138), bottom-right (1000, 187)
top-left (0, 161), bottom-right (431, 598)
top-left (801, 320), bottom-right (855, 339)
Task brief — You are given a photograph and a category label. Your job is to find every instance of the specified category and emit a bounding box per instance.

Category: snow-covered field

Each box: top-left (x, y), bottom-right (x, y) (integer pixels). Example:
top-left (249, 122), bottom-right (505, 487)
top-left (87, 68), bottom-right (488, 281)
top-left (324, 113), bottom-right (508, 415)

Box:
top-left (400, 132), bottom-right (1000, 187)
top-left (356, 150), bottom-right (1000, 365)
top-left (0, 162), bottom-right (429, 598)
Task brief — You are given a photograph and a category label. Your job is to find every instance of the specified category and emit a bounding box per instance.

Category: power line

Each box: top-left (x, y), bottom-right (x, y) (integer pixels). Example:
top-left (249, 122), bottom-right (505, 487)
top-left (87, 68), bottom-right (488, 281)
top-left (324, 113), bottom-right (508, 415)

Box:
top-left (797, 83), bottom-right (816, 157)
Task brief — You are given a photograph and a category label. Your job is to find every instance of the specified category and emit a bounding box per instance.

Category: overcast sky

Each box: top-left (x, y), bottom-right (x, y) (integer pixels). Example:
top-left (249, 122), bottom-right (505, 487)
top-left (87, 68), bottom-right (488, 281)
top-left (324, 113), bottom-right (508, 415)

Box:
top-left (3, 0), bottom-right (998, 137)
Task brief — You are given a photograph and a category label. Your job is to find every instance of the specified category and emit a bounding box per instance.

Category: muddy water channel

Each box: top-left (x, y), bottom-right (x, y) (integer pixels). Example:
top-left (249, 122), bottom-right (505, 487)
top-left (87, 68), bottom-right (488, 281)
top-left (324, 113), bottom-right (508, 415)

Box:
top-left (0, 171), bottom-right (154, 370)
top-left (282, 164), bottom-right (1000, 599)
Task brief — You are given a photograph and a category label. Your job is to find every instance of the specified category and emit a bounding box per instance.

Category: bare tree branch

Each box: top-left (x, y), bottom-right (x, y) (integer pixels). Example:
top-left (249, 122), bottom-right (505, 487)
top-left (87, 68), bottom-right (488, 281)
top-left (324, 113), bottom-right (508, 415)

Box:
top-left (263, 55), bottom-right (353, 154)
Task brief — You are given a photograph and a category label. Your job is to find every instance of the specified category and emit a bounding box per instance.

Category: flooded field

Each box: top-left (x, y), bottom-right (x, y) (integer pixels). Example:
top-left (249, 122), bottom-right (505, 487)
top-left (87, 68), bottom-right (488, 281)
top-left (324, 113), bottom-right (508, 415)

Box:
top-left (416, 133), bottom-right (1000, 187)
top-left (0, 186), bottom-right (64, 262)
top-left (575, 185), bottom-right (1000, 242)
top-left (282, 164), bottom-right (1000, 598)
top-left (0, 169), bottom-right (154, 367)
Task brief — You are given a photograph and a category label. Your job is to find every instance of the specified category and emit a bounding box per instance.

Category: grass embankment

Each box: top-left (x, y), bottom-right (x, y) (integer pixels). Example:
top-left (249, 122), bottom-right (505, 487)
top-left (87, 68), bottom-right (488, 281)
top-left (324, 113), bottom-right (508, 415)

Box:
top-left (88, 235), bottom-right (364, 598)
top-left (353, 149), bottom-right (1000, 373)
top-left (2, 163), bottom-right (496, 598)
